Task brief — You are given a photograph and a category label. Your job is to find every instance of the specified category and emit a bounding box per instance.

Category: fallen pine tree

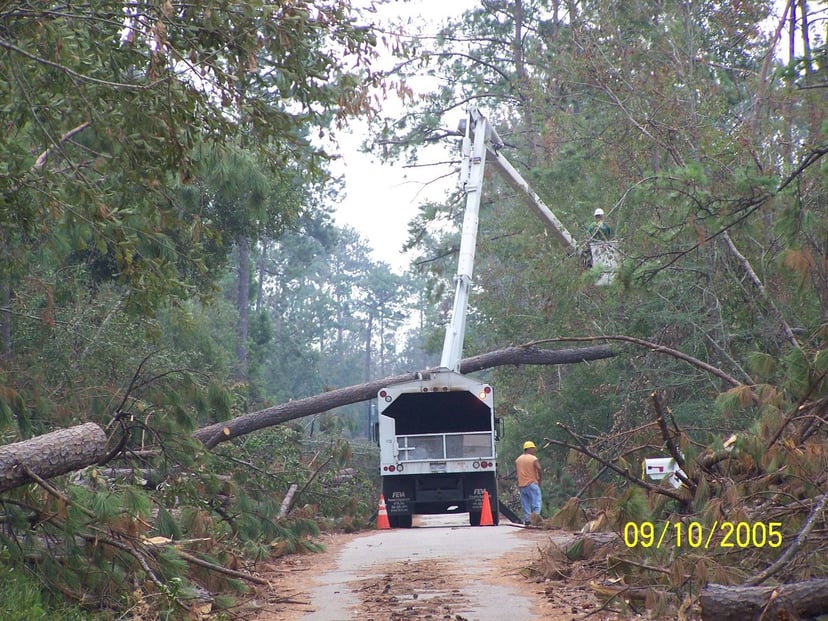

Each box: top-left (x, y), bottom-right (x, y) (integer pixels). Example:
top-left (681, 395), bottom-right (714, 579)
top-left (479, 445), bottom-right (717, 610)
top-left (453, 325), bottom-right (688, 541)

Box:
top-left (0, 423), bottom-right (107, 493)
top-left (0, 342), bottom-right (616, 615)
top-left (0, 343), bottom-right (616, 491)
top-left (193, 344), bottom-right (618, 448)
top-left (699, 578), bottom-right (828, 621)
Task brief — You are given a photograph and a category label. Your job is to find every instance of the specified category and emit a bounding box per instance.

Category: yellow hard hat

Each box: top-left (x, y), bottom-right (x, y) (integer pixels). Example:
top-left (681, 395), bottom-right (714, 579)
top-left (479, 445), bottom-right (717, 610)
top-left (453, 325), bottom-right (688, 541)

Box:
top-left (523, 441), bottom-right (536, 450)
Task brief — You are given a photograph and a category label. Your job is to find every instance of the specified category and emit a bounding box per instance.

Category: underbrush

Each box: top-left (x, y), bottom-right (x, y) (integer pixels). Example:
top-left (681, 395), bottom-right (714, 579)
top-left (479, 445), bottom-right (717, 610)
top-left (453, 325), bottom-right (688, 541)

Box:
top-left (0, 428), bottom-right (378, 620)
top-left (0, 564), bottom-right (89, 620)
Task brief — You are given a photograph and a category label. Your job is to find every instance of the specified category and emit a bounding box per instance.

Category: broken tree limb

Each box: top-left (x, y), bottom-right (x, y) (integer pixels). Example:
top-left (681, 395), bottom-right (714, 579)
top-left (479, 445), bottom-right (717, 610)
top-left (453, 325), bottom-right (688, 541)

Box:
top-left (527, 336), bottom-right (742, 388)
top-left (549, 425), bottom-right (686, 503)
top-left (721, 231), bottom-right (798, 349)
top-left (172, 549), bottom-right (268, 586)
top-left (278, 484), bottom-right (298, 518)
top-left (650, 393), bottom-right (695, 493)
top-left (33, 121), bottom-right (91, 170)
top-left (0, 423), bottom-right (107, 493)
top-left (651, 392), bottom-right (686, 471)
top-left (744, 491), bottom-right (828, 586)
top-left (193, 344), bottom-right (616, 449)
top-left (699, 578), bottom-right (828, 621)
top-left (287, 455), bottom-right (334, 515)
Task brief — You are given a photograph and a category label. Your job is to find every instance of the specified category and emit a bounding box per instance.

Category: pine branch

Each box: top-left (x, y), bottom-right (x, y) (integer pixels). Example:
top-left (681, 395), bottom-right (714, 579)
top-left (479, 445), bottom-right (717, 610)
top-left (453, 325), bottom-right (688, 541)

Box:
top-left (744, 491), bottom-right (828, 586)
top-left (529, 335), bottom-right (742, 387)
top-left (552, 423), bottom-right (686, 503)
top-left (169, 549), bottom-right (269, 586)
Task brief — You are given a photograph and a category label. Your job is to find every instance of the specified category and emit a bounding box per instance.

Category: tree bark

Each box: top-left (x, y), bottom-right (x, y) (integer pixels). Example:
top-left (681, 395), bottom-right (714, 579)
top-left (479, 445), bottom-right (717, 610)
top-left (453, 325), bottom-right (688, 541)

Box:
top-left (0, 423), bottom-right (107, 493)
top-left (1, 230), bottom-right (10, 363)
top-left (699, 579), bottom-right (828, 621)
top-left (278, 483), bottom-right (298, 518)
top-left (235, 236), bottom-right (250, 382)
top-left (193, 345), bottom-right (616, 448)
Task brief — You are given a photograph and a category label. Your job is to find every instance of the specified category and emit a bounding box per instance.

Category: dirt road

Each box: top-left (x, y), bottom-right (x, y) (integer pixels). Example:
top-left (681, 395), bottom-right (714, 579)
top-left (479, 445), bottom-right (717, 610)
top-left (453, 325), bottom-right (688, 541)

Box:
top-left (247, 514), bottom-right (623, 621)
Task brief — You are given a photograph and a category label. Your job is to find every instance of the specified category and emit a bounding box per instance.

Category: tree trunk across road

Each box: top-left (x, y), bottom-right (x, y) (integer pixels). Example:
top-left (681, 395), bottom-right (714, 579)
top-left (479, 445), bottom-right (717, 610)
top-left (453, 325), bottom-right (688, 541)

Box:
top-left (194, 345), bottom-right (615, 448)
top-left (0, 344), bottom-right (615, 491)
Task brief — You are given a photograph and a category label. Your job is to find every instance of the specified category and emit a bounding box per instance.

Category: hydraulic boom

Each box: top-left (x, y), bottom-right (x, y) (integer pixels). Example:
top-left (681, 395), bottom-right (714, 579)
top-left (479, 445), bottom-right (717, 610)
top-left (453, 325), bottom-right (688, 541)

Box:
top-left (440, 108), bottom-right (583, 372)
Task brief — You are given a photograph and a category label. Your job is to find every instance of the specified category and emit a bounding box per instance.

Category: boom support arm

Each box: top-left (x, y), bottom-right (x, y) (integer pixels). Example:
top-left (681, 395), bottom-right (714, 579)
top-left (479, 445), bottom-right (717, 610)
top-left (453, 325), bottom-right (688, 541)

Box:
top-left (485, 148), bottom-right (578, 252)
top-left (439, 108), bottom-right (581, 372)
top-left (439, 109), bottom-right (490, 371)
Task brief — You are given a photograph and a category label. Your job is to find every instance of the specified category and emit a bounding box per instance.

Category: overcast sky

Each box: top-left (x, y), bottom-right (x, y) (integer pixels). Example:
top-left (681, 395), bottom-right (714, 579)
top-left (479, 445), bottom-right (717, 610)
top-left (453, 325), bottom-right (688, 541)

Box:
top-left (330, 0), bottom-right (478, 272)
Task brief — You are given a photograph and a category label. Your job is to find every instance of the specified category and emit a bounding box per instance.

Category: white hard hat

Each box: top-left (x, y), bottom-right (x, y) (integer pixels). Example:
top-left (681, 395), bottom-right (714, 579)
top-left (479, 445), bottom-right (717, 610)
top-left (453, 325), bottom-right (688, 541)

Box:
top-left (594, 208), bottom-right (605, 217)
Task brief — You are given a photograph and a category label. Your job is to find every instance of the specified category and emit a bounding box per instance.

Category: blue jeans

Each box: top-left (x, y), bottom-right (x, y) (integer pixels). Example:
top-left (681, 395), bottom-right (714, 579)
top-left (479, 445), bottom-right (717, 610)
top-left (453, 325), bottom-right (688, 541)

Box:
top-left (519, 482), bottom-right (542, 521)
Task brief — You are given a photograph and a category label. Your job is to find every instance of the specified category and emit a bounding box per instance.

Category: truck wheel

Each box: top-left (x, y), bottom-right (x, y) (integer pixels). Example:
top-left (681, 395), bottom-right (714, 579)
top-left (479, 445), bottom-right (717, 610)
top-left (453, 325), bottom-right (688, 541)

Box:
top-left (389, 514), bottom-right (412, 528)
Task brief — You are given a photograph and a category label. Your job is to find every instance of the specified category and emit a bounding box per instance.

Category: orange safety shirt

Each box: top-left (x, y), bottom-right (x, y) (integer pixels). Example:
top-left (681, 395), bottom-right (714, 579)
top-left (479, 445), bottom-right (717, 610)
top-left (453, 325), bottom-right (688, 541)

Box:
top-left (515, 453), bottom-right (540, 487)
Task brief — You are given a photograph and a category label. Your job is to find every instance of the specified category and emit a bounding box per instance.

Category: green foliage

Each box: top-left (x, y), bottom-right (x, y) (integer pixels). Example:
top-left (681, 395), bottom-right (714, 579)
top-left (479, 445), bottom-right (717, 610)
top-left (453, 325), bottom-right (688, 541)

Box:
top-left (89, 491), bottom-right (121, 522)
top-left (153, 507), bottom-right (183, 541)
top-left (208, 382), bottom-right (234, 422)
top-left (120, 486), bottom-right (152, 518)
top-left (748, 352), bottom-right (778, 380)
top-left (0, 0), bottom-right (377, 325)
top-left (0, 214), bottom-right (387, 616)
top-left (782, 347), bottom-right (812, 398)
top-left (610, 486), bottom-right (649, 528)
top-left (0, 420), bottom-right (377, 617)
top-left (0, 0), bottom-right (826, 618)
top-left (0, 565), bottom-right (89, 620)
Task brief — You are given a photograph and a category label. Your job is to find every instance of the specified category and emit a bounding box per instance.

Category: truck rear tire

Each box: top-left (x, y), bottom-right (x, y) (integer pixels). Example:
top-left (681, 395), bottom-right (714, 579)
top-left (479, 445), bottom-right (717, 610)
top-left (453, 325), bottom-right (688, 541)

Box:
top-left (389, 513), bottom-right (412, 528)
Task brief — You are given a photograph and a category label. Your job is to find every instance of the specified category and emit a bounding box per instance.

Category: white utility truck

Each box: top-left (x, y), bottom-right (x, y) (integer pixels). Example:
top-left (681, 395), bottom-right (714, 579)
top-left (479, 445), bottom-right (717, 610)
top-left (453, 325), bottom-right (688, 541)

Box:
top-left (377, 108), bottom-right (618, 527)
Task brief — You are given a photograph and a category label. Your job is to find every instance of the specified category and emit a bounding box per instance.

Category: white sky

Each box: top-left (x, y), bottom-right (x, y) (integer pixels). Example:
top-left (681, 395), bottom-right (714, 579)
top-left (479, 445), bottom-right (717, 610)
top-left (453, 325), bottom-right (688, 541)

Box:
top-left (330, 0), bottom-right (479, 272)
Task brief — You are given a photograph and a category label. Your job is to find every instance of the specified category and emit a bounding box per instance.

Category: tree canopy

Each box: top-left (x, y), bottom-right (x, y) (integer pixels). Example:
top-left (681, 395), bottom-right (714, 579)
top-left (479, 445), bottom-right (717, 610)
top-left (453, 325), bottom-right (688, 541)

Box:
top-left (1, 0), bottom-right (827, 617)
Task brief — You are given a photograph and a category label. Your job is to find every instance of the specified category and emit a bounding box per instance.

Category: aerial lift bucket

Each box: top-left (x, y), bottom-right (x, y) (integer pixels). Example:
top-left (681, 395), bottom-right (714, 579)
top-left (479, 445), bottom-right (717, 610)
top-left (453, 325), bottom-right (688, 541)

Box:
top-left (588, 240), bottom-right (621, 286)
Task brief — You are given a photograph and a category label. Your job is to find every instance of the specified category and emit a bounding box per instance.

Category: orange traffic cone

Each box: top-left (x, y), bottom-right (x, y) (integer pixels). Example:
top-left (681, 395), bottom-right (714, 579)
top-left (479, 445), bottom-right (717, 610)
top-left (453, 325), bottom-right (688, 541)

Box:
top-left (377, 494), bottom-right (391, 530)
top-left (480, 490), bottom-right (494, 526)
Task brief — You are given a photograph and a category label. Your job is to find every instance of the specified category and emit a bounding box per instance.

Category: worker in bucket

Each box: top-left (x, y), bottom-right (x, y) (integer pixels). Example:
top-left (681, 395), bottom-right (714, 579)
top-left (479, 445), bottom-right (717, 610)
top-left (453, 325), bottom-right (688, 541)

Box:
top-left (587, 208), bottom-right (613, 241)
top-left (515, 441), bottom-right (542, 525)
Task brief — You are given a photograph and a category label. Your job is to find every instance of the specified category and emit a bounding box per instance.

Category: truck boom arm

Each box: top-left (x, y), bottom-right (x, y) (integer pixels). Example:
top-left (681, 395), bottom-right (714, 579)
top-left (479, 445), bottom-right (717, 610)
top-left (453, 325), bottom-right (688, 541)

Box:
top-left (439, 108), bottom-right (580, 373)
top-left (439, 109), bottom-right (489, 371)
top-left (485, 147), bottom-right (578, 252)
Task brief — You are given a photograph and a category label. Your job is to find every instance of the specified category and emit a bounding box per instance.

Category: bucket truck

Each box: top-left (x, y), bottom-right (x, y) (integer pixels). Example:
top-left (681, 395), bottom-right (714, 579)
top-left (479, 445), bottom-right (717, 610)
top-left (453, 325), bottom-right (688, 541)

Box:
top-left (376, 108), bottom-right (618, 527)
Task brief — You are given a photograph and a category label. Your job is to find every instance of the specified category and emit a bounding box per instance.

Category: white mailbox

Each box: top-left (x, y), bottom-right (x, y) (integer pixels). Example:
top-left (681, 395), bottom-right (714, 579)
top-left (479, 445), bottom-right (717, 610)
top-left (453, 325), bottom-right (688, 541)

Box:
top-left (643, 457), bottom-right (685, 489)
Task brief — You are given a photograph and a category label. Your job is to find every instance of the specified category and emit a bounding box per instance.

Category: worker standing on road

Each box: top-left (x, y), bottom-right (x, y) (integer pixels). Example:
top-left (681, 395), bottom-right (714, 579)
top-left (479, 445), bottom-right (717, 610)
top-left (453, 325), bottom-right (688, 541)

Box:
top-left (515, 441), bottom-right (542, 525)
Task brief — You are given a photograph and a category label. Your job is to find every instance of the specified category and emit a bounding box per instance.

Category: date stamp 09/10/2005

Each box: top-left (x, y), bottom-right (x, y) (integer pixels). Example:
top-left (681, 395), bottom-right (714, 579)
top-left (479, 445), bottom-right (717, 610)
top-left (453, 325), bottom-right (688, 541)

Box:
top-left (623, 521), bottom-right (783, 549)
